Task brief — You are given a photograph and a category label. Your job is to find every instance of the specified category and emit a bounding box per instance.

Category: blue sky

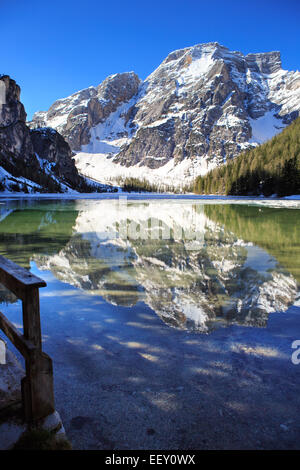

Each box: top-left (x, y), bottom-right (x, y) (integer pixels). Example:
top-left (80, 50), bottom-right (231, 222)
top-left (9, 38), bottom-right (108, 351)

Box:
top-left (1, 0), bottom-right (299, 119)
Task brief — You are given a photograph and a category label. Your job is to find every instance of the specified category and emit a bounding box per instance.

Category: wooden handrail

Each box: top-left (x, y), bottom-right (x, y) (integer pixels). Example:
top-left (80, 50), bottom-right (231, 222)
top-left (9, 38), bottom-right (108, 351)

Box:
top-left (0, 256), bottom-right (55, 424)
top-left (0, 255), bottom-right (46, 300)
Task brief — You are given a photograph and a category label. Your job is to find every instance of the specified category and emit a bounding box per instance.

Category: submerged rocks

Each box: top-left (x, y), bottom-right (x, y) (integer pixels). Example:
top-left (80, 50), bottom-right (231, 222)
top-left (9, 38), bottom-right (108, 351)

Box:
top-left (0, 339), bottom-right (24, 409)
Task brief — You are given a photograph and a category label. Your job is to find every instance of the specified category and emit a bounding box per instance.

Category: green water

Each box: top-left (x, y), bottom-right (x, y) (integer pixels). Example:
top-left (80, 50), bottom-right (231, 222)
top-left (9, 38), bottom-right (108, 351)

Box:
top-left (0, 198), bottom-right (299, 333)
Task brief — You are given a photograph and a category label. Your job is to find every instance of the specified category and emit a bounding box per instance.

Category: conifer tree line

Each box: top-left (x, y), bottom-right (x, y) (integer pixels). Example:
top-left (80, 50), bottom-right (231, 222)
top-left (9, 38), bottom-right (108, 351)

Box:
top-left (116, 176), bottom-right (191, 193)
top-left (193, 116), bottom-right (300, 197)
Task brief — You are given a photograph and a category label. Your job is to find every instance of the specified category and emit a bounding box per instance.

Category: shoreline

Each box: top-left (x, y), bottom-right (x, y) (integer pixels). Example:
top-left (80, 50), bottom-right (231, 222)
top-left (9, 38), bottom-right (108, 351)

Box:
top-left (0, 192), bottom-right (299, 200)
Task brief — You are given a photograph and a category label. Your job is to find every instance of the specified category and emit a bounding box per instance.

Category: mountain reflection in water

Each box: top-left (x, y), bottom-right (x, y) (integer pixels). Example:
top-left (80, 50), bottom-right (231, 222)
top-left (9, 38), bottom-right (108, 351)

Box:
top-left (0, 199), bottom-right (298, 333)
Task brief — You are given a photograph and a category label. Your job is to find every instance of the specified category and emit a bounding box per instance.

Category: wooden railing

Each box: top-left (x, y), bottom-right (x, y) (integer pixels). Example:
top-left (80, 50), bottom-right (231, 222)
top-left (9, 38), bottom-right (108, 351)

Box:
top-left (0, 255), bottom-right (55, 423)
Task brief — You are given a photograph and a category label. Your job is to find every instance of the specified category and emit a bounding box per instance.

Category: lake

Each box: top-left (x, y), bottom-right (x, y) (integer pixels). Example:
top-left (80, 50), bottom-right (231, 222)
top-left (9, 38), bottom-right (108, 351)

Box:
top-left (0, 196), bottom-right (299, 449)
top-left (0, 197), bottom-right (299, 333)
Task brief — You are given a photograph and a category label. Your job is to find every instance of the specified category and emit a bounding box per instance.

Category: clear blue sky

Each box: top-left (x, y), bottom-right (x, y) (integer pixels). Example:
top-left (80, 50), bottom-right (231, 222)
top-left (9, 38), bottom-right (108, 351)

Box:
top-left (1, 0), bottom-right (299, 119)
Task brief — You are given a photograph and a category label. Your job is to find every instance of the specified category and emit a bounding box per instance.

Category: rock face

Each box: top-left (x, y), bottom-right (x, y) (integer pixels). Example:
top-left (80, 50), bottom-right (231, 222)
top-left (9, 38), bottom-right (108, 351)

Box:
top-left (0, 75), bottom-right (88, 192)
top-left (29, 43), bottom-right (300, 187)
top-left (30, 127), bottom-right (81, 189)
top-left (0, 75), bottom-right (39, 181)
top-left (31, 72), bottom-right (141, 151)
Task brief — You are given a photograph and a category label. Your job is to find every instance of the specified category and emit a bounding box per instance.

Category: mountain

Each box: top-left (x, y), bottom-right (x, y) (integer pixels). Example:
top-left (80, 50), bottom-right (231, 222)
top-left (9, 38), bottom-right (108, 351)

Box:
top-left (194, 116), bottom-right (300, 196)
top-left (29, 42), bottom-right (300, 188)
top-left (0, 75), bottom-right (100, 193)
top-left (30, 72), bottom-right (141, 152)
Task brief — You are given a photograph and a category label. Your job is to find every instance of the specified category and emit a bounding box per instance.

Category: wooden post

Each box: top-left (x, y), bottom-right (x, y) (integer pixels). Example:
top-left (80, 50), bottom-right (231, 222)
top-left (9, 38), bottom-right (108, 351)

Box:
top-left (21, 350), bottom-right (55, 424)
top-left (22, 287), bottom-right (55, 423)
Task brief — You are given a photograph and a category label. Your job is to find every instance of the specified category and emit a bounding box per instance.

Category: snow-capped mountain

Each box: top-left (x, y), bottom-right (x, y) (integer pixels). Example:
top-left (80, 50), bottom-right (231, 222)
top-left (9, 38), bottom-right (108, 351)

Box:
top-left (29, 42), bottom-right (300, 188)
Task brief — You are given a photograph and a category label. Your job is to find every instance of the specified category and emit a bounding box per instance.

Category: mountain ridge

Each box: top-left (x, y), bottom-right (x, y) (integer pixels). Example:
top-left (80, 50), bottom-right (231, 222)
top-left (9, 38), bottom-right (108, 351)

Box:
top-left (28, 42), bottom-right (300, 189)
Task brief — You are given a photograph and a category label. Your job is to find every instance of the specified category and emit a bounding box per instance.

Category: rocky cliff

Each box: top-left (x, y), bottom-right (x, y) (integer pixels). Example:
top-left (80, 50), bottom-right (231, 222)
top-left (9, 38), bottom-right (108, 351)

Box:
top-left (31, 72), bottom-right (141, 151)
top-left (30, 127), bottom-right (81, 189)
top-left (0, 75), bottom-right (93, 193)
top-left (29, 43), bottom-right (300, 188)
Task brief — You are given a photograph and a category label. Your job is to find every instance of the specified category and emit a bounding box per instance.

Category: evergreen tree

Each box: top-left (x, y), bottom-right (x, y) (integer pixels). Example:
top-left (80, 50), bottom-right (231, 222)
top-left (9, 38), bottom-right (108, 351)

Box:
top-left (194, 116), bottom-right (300, 197)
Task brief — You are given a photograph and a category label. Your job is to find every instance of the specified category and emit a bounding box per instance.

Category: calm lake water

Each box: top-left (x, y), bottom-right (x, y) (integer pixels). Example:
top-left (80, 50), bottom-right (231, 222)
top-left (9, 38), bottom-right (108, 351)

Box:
top-left (1, 196), bottom-right (300, 449)
top-left (0, 197), bottom-right (299, 334)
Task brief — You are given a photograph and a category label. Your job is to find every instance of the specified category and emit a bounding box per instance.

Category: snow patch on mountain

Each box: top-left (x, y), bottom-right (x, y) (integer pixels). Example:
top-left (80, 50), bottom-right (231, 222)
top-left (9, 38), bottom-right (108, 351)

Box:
top-left (81, 98), bottom-right (136, 154)
top-left (249, 111), bottom-right (285, 144)
top-left (74, 151), bottom-right (217, 188)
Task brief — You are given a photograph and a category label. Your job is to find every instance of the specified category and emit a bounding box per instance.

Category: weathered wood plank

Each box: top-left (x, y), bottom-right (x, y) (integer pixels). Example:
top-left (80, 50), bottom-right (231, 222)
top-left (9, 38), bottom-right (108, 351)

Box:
top-left (22, 351), bottom-right (55, 422)
top-left (22, 288), bottom-right (42, 350)
top-left (0, 255), bottom-right (46, 300)
top-left (0, 310), bottom-right (35, 361)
